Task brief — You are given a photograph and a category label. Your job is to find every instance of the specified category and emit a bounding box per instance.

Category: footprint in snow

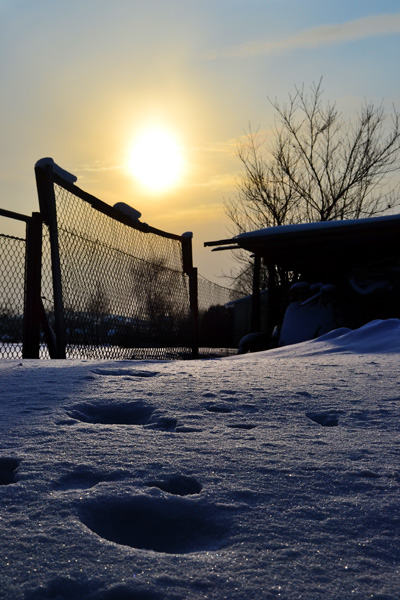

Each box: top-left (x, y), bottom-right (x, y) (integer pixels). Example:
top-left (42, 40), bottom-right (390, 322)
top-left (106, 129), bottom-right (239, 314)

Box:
top-left (91, 368), bottom-right (159, 378)
top-left (66, 402), bottom-right (177, 432)
top-left (53, 466), bottom-right (126, 491)
top-left (79, 494), bottom-right (230, 554)
top-left (348, 469), bottom-right (381, 479)
top-left (306, 412), bottom-right (339, 427)
top-left (146, 474), bottom-right (202, 496)
top-left (205, 404), bottom-right (233, 414)
top-left (0, 457), bottom-right (19, 485)
top-left (145, 416), bottom-right (178, 432)
top-left (25, 579), bottom-right (155, 600)
top-left (240, 404), bottom-right (259, 413)
top-left (66, 401), bottom-right (154, 425)
top-left (175, 425), bottom-right (204, 433)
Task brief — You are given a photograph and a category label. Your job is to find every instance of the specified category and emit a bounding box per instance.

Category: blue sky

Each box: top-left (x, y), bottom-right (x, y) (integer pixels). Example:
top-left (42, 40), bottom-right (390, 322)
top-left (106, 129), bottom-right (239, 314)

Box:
top-left (0, 0), bottom-right (399, 280)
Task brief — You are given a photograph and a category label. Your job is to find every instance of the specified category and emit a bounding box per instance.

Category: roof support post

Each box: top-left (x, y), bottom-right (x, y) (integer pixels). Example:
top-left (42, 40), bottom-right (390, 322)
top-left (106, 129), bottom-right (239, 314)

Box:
top-left (266, 263), bottom-right (278, 339)
top-left (251, 254), bottom-right (261, 332)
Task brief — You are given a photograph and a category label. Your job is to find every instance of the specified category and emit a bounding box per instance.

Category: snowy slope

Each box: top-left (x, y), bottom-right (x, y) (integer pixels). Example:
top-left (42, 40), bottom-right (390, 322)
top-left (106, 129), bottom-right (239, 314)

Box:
top-left (0, 320), bottom-right (399, 599)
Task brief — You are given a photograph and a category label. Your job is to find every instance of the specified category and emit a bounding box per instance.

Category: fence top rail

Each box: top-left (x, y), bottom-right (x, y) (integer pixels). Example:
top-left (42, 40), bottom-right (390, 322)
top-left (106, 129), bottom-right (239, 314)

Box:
top-left (54, 173), bottom-right (184, 242)
top-left (0, 208), bottom-right (31, 223)
top-left (35, 158), bottom-right (184, 243)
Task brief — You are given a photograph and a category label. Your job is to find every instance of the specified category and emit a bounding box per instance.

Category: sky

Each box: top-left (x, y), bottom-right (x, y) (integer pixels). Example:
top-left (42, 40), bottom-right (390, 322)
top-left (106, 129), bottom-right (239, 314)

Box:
top-left (0, 0), bottom-right (399, 282)
top-left (1, 318), bottom-right (400, 599)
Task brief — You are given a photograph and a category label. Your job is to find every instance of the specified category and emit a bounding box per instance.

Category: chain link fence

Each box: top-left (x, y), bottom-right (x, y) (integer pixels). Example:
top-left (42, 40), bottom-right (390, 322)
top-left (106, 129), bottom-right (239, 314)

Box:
top-left (197, 275), bottom-right (238, 354)
top-left (0, 160), bottom-right (241, 360)
top-left (40, 181), bottom-right (195, 360)
top-left (0, 233), bottom-right (26, 358)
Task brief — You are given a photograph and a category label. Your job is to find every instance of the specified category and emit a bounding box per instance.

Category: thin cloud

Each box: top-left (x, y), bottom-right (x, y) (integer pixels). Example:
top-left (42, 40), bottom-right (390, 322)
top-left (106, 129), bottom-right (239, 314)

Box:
top-left (192, 130), bottom-right (273, 155)
top-left (186, 173), bottom-right (238, 191)
top-left (76, 162), bottom-right (122, 174)
top-left (159, 202), bottom-right (226, 226)
top-left (189, 139), bottom-right (238, 157)
top-left (208, 13), bottom-right (400, 59)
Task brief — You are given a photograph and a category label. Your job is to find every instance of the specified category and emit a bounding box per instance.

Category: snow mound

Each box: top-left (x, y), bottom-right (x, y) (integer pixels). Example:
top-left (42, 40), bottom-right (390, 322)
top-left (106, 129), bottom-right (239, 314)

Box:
top-left (266, 319), bottom-right (400, 357)
top-left (312, 318), bottom-right (400, 354)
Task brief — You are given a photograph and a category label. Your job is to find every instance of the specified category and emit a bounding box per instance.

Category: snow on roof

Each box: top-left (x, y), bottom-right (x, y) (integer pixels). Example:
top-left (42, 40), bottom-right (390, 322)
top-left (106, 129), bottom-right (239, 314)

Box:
top-left (206, 213), bottom-right (400, 274)
top-left (236, 213), bottom-right (400, 241)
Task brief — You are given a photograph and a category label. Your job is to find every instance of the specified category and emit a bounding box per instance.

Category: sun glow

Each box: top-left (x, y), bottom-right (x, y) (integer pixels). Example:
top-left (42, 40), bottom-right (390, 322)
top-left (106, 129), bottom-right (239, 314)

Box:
top-left (126, 126), bottom-right (185, 193)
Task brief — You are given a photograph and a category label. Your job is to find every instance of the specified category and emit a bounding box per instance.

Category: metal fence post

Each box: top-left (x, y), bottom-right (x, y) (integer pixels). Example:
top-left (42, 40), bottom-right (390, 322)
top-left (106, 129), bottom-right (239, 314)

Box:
top-left (23, 212), bottom-right (43, 358)
top-left (188, 267), bottom-right (199, 359)
top-left (181, 233), bottom-right (199, 359)
top-left (35, 164), bottom-right (66, 358)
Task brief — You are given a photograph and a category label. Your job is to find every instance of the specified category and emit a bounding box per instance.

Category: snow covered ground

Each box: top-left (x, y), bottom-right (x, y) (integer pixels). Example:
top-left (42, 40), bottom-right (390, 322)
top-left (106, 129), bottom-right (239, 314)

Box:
top-left (1, 319), bottom-right (399, 600)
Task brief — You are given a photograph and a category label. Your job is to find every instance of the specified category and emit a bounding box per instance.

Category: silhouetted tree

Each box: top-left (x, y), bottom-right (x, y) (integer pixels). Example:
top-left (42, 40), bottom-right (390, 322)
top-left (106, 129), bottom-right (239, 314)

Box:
top-left (226, 79), bottom-right (400, 293)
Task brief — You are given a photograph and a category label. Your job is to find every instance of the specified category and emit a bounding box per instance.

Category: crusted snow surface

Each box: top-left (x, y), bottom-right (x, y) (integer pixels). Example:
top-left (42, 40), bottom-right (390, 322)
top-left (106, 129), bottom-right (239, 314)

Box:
top-left (0, 320), bottom-right (399, 599)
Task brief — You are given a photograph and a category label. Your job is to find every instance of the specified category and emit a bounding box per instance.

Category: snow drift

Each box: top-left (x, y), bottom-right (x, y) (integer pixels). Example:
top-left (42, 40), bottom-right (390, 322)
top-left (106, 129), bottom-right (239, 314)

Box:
top-left (0, 319), bottom-right (399, 599)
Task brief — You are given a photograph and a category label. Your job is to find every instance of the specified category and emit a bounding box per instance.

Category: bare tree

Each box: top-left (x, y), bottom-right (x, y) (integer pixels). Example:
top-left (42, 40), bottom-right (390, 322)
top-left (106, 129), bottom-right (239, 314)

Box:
top-left (225, 79), bottom-right (400, 292)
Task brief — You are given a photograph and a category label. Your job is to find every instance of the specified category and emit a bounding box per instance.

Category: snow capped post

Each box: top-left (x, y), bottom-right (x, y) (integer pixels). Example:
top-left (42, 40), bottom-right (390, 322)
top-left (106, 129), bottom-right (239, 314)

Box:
top-left (34, 157), bottom-right (77, 185)
top-left (113, 203), bottom-right (142, 222)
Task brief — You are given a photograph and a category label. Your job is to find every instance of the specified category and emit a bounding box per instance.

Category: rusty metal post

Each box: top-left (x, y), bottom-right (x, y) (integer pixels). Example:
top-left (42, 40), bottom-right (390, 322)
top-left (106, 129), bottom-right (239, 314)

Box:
top-left (181, 233), bottom-right (199, 359)
top-left (35, 164), bottom-right (66, 358)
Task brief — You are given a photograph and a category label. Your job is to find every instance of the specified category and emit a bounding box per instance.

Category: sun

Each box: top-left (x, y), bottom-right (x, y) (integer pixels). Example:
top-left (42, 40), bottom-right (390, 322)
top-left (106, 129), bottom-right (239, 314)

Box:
top-left (126, 126), bottom-right (185, 193)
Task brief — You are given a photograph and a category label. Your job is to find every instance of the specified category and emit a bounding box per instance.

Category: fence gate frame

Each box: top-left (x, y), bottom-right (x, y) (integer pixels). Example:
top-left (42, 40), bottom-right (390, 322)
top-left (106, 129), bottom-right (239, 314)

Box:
top-left (34, 158), bottom-right (200, 359)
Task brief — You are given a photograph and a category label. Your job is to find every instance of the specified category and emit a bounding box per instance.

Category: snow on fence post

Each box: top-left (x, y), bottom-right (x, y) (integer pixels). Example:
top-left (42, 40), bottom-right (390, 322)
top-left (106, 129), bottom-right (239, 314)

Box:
top-left (22, 212), bottom-right (42, 358)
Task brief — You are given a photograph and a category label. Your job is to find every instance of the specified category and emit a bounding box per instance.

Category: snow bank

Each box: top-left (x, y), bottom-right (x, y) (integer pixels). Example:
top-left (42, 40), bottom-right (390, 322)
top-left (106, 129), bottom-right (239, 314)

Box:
top-left (265, 319), bottom-right (400, 358)
top-left (0, 319), bottom-right (399, 599)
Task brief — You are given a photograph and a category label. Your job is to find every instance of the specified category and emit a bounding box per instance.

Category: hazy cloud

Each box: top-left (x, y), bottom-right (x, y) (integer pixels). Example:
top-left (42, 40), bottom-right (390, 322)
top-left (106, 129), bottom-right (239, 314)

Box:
top-left (186, 173), bottom-right (238, 191)
top-left (190, 139), bottom-right (238, 157)
top-left (75, 162), bottom-right (123, 174)
top-left (208, 13), bottom-right (400, 59)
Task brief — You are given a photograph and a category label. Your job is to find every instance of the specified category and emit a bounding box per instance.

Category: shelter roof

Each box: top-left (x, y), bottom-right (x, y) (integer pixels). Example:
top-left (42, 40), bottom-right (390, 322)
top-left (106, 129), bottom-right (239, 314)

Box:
top-left (205, 214), bottom-right (400, 275)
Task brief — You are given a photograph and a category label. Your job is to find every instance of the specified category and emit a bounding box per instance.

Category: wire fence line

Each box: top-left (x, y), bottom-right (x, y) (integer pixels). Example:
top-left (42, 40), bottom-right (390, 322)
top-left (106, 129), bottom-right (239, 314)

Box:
top-left (0, 160), bottom-right (239, 359)
top-left (197, 274), bottom-right (237, 352)
top-left (0, 233), bottom-right (26, 358)
top-left (43, 180), bottom-right (194, 359)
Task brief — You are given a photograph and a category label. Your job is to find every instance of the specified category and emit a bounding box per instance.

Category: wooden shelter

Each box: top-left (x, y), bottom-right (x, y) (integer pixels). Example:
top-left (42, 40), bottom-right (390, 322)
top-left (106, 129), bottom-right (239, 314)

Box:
top-left (205, 214), bottom-right (400, 343)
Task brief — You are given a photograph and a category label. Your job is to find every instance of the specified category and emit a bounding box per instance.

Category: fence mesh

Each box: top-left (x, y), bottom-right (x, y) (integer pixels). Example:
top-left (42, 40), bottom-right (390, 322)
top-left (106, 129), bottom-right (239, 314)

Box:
top-left (1, 168), bottom-right (241, 361)
top-left (197, 274), bottom-right (239, 353)
top-left (45, 183), bottom-right (193, 359)
top-left (0, 233), bottom-right (26, 358)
